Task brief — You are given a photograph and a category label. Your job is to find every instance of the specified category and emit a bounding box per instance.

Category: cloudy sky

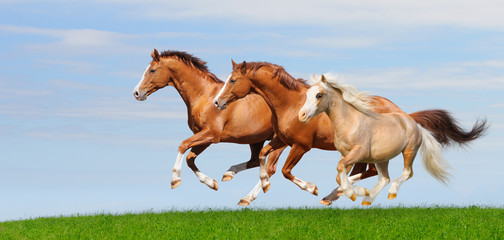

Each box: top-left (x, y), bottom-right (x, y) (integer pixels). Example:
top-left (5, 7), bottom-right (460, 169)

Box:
top-left (1, 0), bottom-right (503, 221)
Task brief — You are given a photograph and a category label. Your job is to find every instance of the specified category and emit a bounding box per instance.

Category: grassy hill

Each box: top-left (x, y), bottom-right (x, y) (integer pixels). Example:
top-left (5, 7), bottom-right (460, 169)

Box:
top-left (1, 207), bottom-right (502, 239)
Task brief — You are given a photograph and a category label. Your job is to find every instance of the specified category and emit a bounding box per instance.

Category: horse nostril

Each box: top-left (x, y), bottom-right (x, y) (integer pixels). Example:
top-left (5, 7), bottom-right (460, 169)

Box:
top-left (213, 100), bottom-right (218, 106)
top-left (134, 91), bottom-right (139, 97)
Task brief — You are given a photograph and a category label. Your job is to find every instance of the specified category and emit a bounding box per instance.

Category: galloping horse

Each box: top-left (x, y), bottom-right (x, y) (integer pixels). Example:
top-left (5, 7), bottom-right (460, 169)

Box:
top-left (299, 74), bottom-right (486, 205)
top-left (133, 49), bottom-right (288, 191)
top-left (214, 61), bottom-right (488, 205)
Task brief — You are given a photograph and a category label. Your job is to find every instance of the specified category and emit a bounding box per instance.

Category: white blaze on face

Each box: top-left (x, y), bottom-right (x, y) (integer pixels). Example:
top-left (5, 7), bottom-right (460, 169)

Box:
top-left (213, 74), bottom-right (231, 103)
top-left (133, 64), bottom-right (151, 95)
top-left (302, 85), bottom-right (321, 119)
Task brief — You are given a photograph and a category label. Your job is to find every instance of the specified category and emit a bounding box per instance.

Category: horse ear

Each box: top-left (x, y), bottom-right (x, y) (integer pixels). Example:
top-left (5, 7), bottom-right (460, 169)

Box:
top-left (231, 59), bottom-right (237, 69)
top-left (151, 49), bottom-right (160, 62)
top-left (240, 61), bottom-right (247, 73)
top-left (321, 74), bottom-right (327, 84)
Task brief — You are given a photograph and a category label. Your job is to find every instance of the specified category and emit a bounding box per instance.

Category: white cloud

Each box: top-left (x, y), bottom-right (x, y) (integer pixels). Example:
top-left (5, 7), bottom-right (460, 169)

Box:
top-left (0, 25), bottom-right (129, 47)
top-left (334, 61), bottom-right (504, 90)
top-left (113, 0), bottom-right (504, 30)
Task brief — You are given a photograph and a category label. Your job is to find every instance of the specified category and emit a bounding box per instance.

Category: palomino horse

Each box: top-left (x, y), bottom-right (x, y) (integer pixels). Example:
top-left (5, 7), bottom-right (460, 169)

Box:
top-left (214, 61), bottom-right (488, 205)
top-left (133, 49), bottom-right (288, 191)
top-left (298, 74), bottom-right (482, 204)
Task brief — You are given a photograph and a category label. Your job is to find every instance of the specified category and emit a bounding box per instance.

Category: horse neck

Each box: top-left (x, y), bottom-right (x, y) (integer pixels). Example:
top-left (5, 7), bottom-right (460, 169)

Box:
top-left (325, 90), bottom-right (366, 133)
top-left (251, 70), bottom-right (306, 117)
top-left (168, 61), bottom-right (220, 109)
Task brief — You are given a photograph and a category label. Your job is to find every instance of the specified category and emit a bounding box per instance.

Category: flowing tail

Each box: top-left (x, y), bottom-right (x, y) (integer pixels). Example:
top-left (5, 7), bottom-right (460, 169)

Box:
top-left (418, 126), bottom-right (451, 185)
top-left (410, 110), bottom-right (489, 147)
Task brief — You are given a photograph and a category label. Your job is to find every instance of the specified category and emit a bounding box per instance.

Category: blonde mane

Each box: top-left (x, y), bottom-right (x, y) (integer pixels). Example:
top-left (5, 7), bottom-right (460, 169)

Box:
top-left (311, 73), bottom-right (376, 116)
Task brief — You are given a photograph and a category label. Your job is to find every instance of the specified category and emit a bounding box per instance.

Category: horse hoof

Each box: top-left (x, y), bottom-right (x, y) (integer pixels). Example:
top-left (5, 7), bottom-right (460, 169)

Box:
top-left (388, 193), bottom-right (397, 200)
top-left (365, 189), bottom-right (370, 196)
top-left (238, 199), bottom-right (250, 206)
top-left (362, 201), bottom-right (372, 206)
top-left (263, 183), bottom-right (271, 193)
top-left (171, 180), bottom-right (181, 189)
top-left (211, 180), bottom-right (219, 191)
top-left (350, 194), bottom-right (357, 202)
top-left (222, 175), bottom-right (233, 182)
top-left (313, 186), bottom-right (319, 196)
top-left (320, 199), bottom-right (332, 206)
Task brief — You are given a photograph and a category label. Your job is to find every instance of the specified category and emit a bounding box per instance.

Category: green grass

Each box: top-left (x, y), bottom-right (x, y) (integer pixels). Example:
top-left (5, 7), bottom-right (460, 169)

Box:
top-left (1, 207), bottom-right (502, 239)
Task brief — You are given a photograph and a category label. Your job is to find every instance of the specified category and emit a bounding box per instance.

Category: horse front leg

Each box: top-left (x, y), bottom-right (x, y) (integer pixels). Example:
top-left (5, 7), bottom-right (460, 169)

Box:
top-left (259, 136), bottom-right (287, 193)
top-left (321, 163), bottom-right (378, 205)
top-left (281, 144), bottom-right (319, 196)
top-left (337, 145), bottom-right (369, 201)
top-left (222, 140), bottom-right (265, 181)
top-left (171, 128), bottom-right (219, 190)
top-left (239, 144), bottom-right (287, 206)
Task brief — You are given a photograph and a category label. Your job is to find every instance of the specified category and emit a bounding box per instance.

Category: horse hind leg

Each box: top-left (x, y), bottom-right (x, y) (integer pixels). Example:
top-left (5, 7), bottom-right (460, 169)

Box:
top-left (222, 141), bottom-right (265, 181)
top-left (238, 145), bottom-right (286, 206)
top-left (388, 147), bottom-right (418, 200)
top-left (362, 161), bottom-right (390, 206)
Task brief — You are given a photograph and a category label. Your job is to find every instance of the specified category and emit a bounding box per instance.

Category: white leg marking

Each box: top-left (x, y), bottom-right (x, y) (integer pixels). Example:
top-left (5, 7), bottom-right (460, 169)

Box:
top-left (194, 171), bottom-right (217, 189)
top-left (223, 162), bottom-right (249, 179)
top-left (323, 172), bottom-right (365, 204)
top-left (348, 173), bottom-right (363, 183)
top-left (171, 151), bottom-right (184, 185)
top-left (241, 181), bottom-right (262, 205)
top-left (258, 156), bottom-right (270, 191)
top-left (363, 165), bottom-right (390, 204)
top-left (293, 177), bottom-right (317, 195)
top-left (338, 168), bottom-right (355, 199)
top-left (388, 168), bottom-right (412, 196)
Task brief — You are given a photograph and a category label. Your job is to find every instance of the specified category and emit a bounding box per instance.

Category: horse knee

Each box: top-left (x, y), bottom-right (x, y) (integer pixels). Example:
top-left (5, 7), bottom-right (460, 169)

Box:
top-left (337, 163), bottom-right (346, 173)
top-left (267, 166), bottom-right (276, 177)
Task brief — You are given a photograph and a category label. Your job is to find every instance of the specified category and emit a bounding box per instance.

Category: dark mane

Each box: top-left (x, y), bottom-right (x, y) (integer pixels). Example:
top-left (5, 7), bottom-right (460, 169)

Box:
top-left (237, 61), bottom-right (308, 90)
top-left (160, 50), bottom-right (223, 83)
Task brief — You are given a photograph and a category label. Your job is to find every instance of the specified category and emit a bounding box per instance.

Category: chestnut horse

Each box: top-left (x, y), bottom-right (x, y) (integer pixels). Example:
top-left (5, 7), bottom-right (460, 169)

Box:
top-left (214, 60), bottom-right (488, 205)
top-left (133, 49), bottom-right (288, 191)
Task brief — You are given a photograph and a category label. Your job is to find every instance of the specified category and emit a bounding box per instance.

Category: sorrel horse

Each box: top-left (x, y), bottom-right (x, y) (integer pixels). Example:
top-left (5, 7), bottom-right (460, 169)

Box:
top-left (298, 74), bottom-right (479, 204)
top-left (133, 49), bottom-right (288, 191)
top-left (214, 61), bottom-right (488, 205)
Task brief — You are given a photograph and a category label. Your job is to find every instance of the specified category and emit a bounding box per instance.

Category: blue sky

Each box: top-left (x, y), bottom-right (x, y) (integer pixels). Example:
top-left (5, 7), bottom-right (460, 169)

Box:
top-left (1, 0), bottom-right (503, 221)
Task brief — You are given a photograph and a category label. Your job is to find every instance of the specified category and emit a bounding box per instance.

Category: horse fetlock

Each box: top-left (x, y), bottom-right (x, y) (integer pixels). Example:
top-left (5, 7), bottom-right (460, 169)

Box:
top-left (262, 182), bottom-right (271, 193)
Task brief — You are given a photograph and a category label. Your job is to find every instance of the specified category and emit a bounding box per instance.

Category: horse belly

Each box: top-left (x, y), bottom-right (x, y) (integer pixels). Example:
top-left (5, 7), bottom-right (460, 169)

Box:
top-left (369, 129), bottom-right (407, 162)
top-left (219, 103), bottom-right (274, 144)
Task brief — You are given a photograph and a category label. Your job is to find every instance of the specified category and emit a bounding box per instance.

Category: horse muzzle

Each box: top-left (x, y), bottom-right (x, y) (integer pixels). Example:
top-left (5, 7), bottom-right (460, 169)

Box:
top-left (213, 99), bottom-right (228, 110)
top-left (133, 90), bottom-right (147, 101)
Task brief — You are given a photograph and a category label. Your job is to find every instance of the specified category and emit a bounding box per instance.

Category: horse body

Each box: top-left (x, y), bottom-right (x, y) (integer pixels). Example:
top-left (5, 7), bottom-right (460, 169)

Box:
top-left (133, 49), bottom-right (285, 191)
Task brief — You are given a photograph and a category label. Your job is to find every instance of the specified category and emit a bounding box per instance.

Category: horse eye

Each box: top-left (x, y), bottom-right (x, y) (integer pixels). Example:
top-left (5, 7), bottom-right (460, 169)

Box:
top-left (316, 93), bottom-right (323, 99)
top-left (150, 69), bottom-right (157, 73)
top-left (230, 79), bottom-right (237, 84)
